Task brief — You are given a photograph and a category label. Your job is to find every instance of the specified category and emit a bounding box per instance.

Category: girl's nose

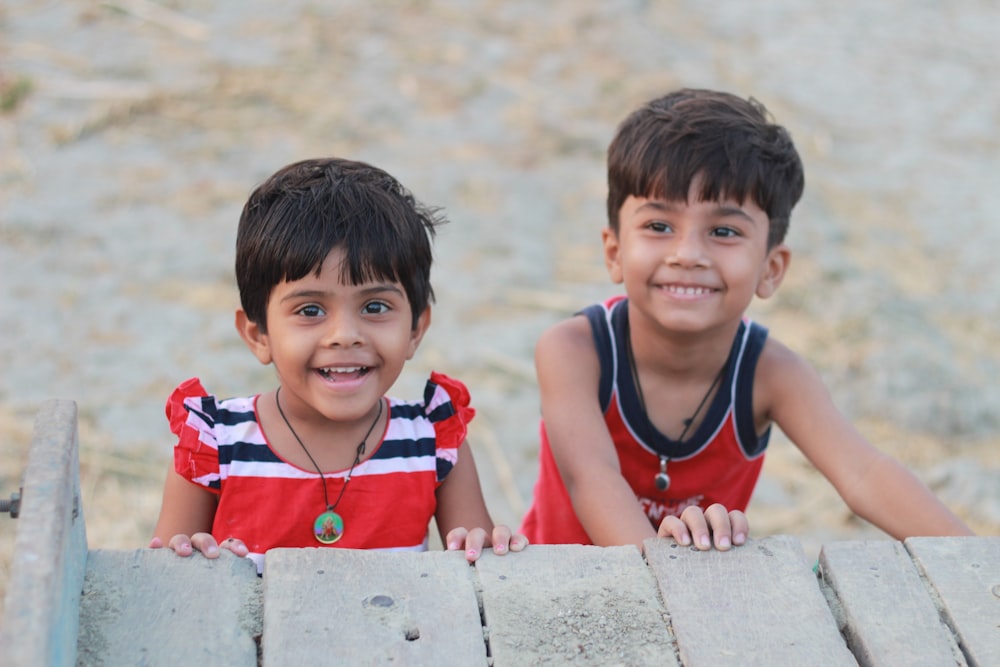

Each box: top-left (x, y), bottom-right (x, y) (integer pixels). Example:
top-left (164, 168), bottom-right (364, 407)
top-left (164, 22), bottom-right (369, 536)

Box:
top-left (321, 314), bottom-right (363, 347)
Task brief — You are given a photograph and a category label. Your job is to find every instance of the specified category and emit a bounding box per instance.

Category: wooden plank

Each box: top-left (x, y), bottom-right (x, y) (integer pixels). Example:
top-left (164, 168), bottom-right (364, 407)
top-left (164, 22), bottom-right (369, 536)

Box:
top-left (645, 535), bottom-right (857, 666)
top-left (819, 540), bottom-right (964, 666)
top-left (475, 544), bottom-right (679, 666)
top-left (905, 536), bottom-right (1000, 667)
top-left (0, 400), bottom-right (87, 667)
top-left (77, 549), bottom-right (261, 666)
top-left (261, 548), bottom-right (486, 665)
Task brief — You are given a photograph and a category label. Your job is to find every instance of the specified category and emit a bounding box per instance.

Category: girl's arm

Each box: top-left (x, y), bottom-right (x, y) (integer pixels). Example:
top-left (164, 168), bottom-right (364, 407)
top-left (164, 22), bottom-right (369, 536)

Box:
top-left (149, 466), bottom-right (248, 558)
top-left (761, 340), bottom-right (973, 539)
top-left (434, 440), bottom-right (527, 560)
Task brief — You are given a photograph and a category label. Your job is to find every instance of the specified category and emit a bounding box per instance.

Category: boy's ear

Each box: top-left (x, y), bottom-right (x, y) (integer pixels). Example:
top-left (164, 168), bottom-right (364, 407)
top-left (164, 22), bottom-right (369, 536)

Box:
top-left (406, 306), bottom-right (432, 360)
top-left (756, 244), bottom-right (791, 299)
top-left (235, 309), bottom-right (273, 365)
top-left (602, 227), bottom-right (625, 284)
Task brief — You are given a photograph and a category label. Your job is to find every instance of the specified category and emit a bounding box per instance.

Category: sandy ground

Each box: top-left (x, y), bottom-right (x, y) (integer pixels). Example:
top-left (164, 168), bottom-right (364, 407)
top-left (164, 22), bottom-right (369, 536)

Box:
top-left (2, 1), bottom-right (999, 608)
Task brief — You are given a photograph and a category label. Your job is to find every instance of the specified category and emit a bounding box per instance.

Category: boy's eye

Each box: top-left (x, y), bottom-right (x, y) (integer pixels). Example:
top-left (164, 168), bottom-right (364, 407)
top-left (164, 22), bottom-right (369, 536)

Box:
top-left (362, 301), bottom-right (390, 315)
top-left (298, 304), bottom-right (325, 317)
top-left (711, 226), bottom-right (740, 238)
top-left (647, 220), bottom-right (671, 233)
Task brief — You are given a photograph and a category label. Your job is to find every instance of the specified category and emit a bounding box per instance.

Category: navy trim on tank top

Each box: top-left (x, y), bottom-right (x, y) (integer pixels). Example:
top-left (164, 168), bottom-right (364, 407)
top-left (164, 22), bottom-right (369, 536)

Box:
top-left (579, 298), bottom-right (771, 460)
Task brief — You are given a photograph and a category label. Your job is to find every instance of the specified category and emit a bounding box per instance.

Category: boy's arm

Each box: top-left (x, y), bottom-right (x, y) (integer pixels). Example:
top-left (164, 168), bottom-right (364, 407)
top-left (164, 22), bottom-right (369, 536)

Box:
top-left (435, 440), bottom-right (528, 559)
top-left (536, 317), bottom-right (659, 548)
top-left (761, 340), bottom-right (973, 539)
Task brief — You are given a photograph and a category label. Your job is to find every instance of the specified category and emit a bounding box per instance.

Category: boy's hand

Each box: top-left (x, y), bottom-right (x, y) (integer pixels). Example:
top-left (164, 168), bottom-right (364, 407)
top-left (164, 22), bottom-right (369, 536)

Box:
top-left (657, 504), bottom-right (748, 551)
top-left (148, 533), bottom-right (250, 559)
top-left (445, 525), bottom-right (529, 562)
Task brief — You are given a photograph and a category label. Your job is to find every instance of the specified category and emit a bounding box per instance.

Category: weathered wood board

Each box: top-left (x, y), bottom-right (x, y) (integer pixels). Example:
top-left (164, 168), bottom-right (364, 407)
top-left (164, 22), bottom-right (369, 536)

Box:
top-left (906, 536), bottom-right (1000, 667)
top-left (0, 400), bottom-right (87, 667)
top-left (645, 535), bottom-right (858, 666)
top-left (476, 544), bottom-right (679, 666)
top-left (261, 548), bottom-right (487, 665)
top-left (819, 539), bottom-right (964, 667)
top-left (77, 549), bottom-right (261, 666)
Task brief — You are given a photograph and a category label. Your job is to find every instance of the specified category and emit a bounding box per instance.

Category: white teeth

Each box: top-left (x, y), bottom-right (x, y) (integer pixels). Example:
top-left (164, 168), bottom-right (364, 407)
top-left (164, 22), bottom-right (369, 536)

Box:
top-left (667, 285), bottom-right (711, 295)
top-left (321, 366), bottom-right (363, 374)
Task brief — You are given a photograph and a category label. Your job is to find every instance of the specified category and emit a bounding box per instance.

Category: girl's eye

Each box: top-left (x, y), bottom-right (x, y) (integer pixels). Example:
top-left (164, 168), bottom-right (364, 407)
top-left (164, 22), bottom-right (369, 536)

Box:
top-left (362, 301), bottom-right (390, 315)
top-left (298, 304), bottom-right (325, 317)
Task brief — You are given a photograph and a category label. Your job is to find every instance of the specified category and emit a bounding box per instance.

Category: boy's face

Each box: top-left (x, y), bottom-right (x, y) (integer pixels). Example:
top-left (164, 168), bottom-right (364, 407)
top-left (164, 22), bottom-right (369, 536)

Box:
top-left (236, 246), bottom-right (430, 426)
top-left (603, 185), bottom-right (789, 337)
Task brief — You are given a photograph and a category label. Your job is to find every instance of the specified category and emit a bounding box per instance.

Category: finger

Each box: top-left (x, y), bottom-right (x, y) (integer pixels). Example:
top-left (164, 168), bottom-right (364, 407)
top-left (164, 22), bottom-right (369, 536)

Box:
top-left (508, 533), bottom-right (529, 553)
top-left (221, 537), bottom-right (250, 557)
top-left (148, 537), bottom-right (163, 549)
top-left (679, 506), bottom-right (712, 550)
top-left (190, 532), bottom-right (221, 558)
top-left (657, 515), bottom-right (692, 547)
top-left (445, 527), bottom-right (470, 551)
top-left (167, 534), bottom-right (194, 557)
top-left (704, 503), bottom-right (734, 550)
top-left (729, 510), bottom-right (749, 546)
top-left (463, 527), bottom-right (488, 562)
top-left (490, 525), bottom-right (512, 555)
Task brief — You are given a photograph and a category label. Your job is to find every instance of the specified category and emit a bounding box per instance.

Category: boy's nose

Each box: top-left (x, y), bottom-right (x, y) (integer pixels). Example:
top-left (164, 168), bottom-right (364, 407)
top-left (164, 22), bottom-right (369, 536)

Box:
top-left (666, 232), bottom-right (707, 267)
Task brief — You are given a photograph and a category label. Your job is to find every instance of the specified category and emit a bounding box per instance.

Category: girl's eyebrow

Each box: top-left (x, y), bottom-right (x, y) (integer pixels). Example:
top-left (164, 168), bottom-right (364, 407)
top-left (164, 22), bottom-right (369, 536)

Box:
top-left (279, 283), bottom-right (405, 303)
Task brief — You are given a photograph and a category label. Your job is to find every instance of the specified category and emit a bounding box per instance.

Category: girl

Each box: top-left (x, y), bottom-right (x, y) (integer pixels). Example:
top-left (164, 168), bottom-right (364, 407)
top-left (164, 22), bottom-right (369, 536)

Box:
top-left (151, 157), bottom-right (527, 573)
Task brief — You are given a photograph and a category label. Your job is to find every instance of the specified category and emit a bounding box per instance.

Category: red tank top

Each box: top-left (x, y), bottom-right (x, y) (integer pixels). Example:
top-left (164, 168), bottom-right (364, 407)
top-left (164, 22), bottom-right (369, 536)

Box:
top-left (520, 296), bottom-right (770, 544)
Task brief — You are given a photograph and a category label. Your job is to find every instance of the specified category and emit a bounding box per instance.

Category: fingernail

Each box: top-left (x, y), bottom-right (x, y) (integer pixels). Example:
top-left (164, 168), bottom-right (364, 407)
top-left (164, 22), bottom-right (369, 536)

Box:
top-left (495, 544), bottom-right (507, 553)
top-left (205, 545), bottom-right (219, 556)
top-left (467, 549), bottom-right (478, 558)
top-left (719, 536), bottom-right (731, 549)
top-left (699, 535), bottom-right (711, 548)
top-left (734, 532), bottom-right (746, 544)
top-left (680, 534), bottom-right (691, 546)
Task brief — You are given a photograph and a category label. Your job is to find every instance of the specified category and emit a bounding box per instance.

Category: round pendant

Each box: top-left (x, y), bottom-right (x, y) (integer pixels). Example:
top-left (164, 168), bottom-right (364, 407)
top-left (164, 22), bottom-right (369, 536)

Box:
top-left (654, 471), bottom-right (671, 492)
top-left (314, 509), bottom-right (344, 544)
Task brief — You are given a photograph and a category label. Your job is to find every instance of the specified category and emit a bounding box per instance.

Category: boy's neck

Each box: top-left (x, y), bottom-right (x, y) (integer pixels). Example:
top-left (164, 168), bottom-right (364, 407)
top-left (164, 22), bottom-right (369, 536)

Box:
top-left (626, 307), bottom-right (741, 377)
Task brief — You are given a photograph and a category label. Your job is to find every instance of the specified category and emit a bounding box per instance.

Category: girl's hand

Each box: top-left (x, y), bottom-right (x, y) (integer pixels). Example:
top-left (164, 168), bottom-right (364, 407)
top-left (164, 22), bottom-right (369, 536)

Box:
top-left (444, 525), bottom-right (529, 562)
top-left (148, 533), bottom-right (249, 559)
top-left (657, 504), bottom-right (749, 551)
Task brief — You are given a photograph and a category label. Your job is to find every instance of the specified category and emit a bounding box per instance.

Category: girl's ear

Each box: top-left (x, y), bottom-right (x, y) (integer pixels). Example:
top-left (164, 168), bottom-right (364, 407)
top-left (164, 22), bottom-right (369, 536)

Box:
top-left (756, 244), bottom-right (791, 299)
top-left (602, 227), bottom-right (625, 284)
top-left (235, 309), bottom-right (273, 365)
top-left (406, 306), bottom-right (432, 360)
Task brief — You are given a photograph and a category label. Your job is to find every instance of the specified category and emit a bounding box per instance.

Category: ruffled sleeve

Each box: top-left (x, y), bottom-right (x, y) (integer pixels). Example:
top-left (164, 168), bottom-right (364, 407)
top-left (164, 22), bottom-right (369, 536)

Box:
top-left (165, 377), bottom-right (223, 492)
top-left (423, 371), bottom-right (476, 483)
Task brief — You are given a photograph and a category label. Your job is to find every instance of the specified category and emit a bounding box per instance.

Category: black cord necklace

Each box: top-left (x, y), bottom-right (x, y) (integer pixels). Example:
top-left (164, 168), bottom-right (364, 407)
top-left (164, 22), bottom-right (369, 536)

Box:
top-left (274, 386), bottom-right (383, 544)
top-left (625, 329), bottom-right (726, 492)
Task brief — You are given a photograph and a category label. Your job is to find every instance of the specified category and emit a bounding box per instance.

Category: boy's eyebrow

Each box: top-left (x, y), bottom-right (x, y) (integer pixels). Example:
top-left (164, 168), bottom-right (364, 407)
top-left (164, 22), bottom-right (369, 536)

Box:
top-left (636, 200), bottom-right (758, 223)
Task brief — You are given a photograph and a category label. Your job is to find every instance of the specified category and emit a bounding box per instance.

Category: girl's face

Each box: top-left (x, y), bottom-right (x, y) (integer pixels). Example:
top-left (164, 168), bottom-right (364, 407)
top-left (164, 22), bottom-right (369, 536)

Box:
top-left (239, 246), bottom-right (429, 430)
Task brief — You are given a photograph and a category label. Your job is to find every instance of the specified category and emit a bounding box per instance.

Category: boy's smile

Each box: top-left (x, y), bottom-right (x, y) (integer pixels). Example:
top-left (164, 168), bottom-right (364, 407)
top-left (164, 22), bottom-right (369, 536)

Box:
top-left (604, 189), bottom-right (788, 339)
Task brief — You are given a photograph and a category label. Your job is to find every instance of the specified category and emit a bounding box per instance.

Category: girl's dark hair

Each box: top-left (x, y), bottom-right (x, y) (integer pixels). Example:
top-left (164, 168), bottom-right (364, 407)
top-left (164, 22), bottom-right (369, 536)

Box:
top-left (607, 88), bottom-right (804, 247)
top-left (235, 157), bottom-right (444, 331)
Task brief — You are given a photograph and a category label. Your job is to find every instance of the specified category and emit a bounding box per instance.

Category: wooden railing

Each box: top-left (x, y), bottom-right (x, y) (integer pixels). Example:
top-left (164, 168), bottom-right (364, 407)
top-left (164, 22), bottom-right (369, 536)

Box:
top-left (2, 400), bottom-right (998, 666)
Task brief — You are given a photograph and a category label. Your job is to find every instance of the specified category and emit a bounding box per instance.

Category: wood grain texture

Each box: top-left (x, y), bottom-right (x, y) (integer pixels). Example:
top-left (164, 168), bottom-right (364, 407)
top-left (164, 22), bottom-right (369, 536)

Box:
top-left (77, 549), bottom-right (261, 666)
top-left (261, 548), bottom-right (486, 665)
top-left (906, 536), bottom-right (1000, 667)
top-left (645, 535), bottom-right (858, 666)
top-left (819, 540), bottom-right (964, 666)
top-left (476, 544), bottom-right (679, 666)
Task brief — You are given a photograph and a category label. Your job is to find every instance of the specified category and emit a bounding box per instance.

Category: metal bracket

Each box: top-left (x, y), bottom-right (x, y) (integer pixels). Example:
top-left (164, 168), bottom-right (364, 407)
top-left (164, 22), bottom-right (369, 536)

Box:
top-left (1, 488), bottom-right (22, 518)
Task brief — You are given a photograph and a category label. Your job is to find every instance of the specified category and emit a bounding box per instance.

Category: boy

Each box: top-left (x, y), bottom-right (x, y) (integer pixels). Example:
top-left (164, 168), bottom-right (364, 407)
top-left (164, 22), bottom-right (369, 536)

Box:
top-left (520, 88), bottom-right (972, 551)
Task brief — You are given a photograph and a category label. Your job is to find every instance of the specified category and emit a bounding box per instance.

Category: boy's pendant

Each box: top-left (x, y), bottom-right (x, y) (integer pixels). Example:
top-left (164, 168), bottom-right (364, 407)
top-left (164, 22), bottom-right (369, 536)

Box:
top-left (314, 509), bottom-right (345, 544)
top-left (654, 456), bottom-right (671, 491)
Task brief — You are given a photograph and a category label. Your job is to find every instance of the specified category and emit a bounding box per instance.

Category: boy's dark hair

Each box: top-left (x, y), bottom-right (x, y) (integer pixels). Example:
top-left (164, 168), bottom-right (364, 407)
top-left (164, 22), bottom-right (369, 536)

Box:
top-left (607, 88), bottom-right (804, 247)
top-left (236, 157), bottom-right (443, 331)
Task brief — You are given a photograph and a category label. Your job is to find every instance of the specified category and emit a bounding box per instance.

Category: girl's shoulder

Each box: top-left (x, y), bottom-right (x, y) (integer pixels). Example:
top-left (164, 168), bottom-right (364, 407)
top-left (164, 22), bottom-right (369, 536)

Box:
top-left (166, 377), bottom-right (260, 438)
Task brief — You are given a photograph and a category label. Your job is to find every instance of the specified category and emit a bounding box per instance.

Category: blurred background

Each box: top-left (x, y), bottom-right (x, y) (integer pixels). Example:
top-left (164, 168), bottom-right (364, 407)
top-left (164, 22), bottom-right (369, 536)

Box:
top-left (2, 0), bottom-right (998, 606)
